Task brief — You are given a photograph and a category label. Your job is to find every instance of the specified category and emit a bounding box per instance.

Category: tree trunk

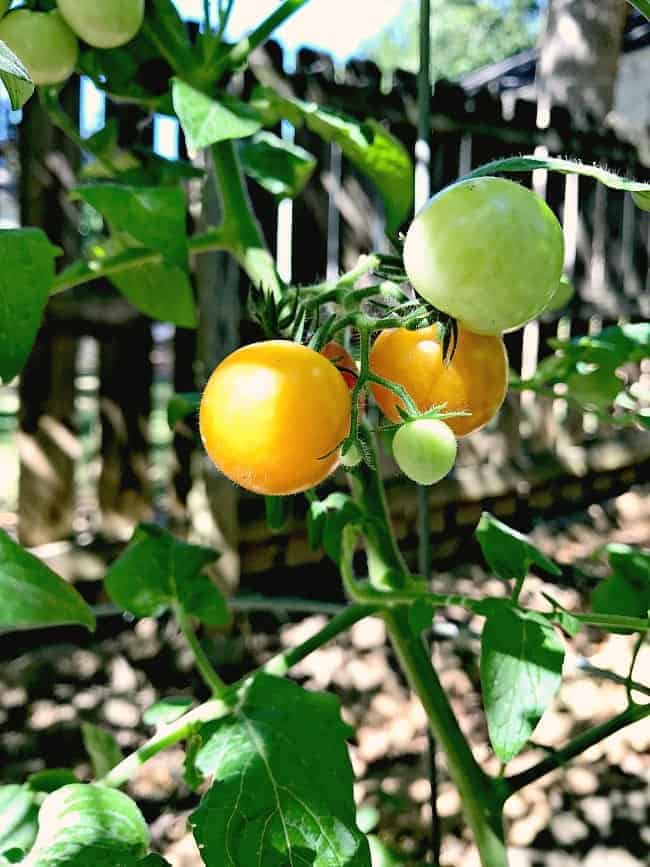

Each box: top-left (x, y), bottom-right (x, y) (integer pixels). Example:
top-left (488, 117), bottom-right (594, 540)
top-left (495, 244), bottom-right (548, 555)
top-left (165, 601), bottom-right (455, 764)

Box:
top-left (537, 0), bottom-right (627, 124)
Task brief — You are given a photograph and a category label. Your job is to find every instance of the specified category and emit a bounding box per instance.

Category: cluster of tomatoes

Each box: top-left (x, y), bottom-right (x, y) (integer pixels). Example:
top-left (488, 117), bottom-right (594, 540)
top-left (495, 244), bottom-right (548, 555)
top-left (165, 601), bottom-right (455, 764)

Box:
top-left (0, 0), bottom-right (144, 86)
top-left (201, 177), bottom-right (567, 494)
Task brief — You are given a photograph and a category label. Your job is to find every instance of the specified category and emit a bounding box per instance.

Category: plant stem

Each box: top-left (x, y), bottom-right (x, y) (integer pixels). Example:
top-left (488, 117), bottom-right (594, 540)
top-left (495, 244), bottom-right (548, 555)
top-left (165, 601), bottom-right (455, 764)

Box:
top-left (627, 634), bottom-right (645, 703)
top-left (347, 440), bottom-right (509, 867)
top-left (210, 141), bottom-right (283, 299)
top-left (50, 228), bottom-right (232, 296)
top-left (505, 702), bottom-right (650, 794)
top-left (99, 602), bottom-right (373, 787)
top-left (385, 607), bottom-right (509, 867)
top-left (175, 605), bottom-right (228, 697)
top-left (214, 0), bottom-right (312, 78)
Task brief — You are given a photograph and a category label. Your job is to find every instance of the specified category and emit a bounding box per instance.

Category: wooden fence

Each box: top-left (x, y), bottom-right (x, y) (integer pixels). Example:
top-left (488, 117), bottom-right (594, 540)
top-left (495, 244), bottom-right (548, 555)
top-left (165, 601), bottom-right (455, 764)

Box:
top-left (0, 41), bottom-right (649, 589)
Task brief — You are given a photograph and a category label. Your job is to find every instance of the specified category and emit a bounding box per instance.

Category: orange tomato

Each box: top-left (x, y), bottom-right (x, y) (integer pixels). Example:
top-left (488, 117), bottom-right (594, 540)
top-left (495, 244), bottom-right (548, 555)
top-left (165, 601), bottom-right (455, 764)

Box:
top-left (200, 341), bottom-right (351, 495)
top-left (369, 325), bottom-right (508, 437)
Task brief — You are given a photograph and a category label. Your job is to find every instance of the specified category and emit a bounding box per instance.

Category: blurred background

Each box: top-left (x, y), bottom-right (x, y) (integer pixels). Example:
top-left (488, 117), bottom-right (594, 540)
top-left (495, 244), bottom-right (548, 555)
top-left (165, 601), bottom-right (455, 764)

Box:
top-left (0, 1), bottom-right (648, 865)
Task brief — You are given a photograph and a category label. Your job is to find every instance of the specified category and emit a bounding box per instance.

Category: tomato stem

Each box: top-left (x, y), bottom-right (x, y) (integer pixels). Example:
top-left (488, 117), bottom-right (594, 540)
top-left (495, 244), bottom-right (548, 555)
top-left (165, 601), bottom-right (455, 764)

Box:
top-left (175, 604), bottom-right (228, 698)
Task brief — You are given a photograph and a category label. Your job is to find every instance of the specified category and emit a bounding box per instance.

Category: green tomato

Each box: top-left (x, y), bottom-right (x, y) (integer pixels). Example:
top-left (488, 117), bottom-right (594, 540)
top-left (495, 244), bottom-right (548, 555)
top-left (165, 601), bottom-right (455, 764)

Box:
top-left (57, 0), bottom-right (144, 49)
top-left (403, 176), bottom-right (565, 335)
top-left (545, 274), bottom-right (575, 313)
top-left (0, 10), bottom-right (78, 86)
top-left (340, 443), bottom-right (362, 468)
top-left (392, 419), bottom-right (457, 486)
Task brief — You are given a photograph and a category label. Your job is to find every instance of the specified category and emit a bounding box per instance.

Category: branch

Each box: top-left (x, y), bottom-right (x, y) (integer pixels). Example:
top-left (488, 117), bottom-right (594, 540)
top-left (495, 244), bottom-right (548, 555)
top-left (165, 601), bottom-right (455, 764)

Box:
top-left (175, 604), bottom-right (227, 697)
top-left (99, 602), bottom-right (374, 787)
top-left (505, 703), bottom-right (650, 794)
top-left (213, 0), bottom-right (312, 78)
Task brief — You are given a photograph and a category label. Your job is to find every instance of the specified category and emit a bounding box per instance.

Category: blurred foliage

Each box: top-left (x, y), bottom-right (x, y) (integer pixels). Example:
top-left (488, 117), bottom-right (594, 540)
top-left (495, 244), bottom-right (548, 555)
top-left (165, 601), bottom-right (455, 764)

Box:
top-left (362, 0), bottom-right (544, 80)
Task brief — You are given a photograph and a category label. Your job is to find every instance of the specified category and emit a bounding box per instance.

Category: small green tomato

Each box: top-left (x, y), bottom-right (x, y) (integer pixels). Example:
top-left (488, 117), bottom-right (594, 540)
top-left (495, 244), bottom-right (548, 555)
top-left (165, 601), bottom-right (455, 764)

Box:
top-left (392, 419), bottom-right (458, 486)
top-left (0, 10), bottom-right (78, 86)
top-left (57, 0), bottom-right (144, 49)
top-left (340, 443), bottom-right (362, 468)
top-left (403, 176), bottom-right (565, 335)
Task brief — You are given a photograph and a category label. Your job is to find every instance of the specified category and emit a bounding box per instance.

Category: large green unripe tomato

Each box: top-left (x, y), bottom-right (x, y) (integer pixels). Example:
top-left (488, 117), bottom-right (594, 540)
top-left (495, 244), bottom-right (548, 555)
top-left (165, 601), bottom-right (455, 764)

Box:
top-left (392, 419), bottom-right (458, 486)
top-left (57, 0), bottom-right (144, 49)
top-left (0, 10), bottom-right (78, 85)
top-left (403, 177), bottom-right (565, 335)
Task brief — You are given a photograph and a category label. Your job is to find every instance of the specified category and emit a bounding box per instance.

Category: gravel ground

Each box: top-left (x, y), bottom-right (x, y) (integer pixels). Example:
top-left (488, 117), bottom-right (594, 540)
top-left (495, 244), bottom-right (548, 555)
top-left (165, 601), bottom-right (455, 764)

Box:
top-left (1, 487), bottom-right (648, 866)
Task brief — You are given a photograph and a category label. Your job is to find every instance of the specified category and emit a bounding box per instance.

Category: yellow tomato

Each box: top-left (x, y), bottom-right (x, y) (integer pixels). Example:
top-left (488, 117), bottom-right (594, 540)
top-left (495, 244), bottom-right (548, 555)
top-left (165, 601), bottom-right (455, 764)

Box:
top-left (370, 325), bottom-right (508, 437)
top-left (200, 341), bottom-right (351, 495)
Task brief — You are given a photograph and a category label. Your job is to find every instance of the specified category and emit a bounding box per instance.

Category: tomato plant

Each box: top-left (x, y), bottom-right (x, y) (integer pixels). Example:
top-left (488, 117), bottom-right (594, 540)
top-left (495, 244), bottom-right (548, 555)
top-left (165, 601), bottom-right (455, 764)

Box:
top-left (0, 10), bottom-right (78, 85)
top-left (200, 341), bottom-right (351, 495)
top-left (403, 176), bottom-right (565, 335)
top-left (392, 418), bottom-right (458, 485)
top-left (56, 0), bottom-right (144, 49)
top-left (370, 325), bottom-right (508, 436)
top-left (0, 1), bottom-right (648, 867)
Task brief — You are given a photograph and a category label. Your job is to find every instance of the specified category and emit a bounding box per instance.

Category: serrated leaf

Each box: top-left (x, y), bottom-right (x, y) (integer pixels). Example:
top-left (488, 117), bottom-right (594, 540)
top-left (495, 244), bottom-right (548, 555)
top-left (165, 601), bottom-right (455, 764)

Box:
top-left (240, 132), bottom-right (316, 199)
top-left (0, 530), bottom-right (95, 631)
top-left (104, 524), bottom-right (226, 626)
top-left (172, 79), bottom-right (262, 151)
top-left (81, 723), bottom-right (123, 779)
top-left (143, 696), bottom-right (193, 727)
top-left (0, 786), bottom-right (39, 856)
top-left (167, 392), bottom-right (200, 429)
top-left (191, 673), bottom-right (370, 867)
top-left (0, 229), bottom-right (59, 383)
top-left (481, 602), bottom-right (565, 762)
top-left (72, 186), bottom-right (188, 271)
top-left (0, 38), bottom-right (34, 109)
top-left (27, 771), bottom-right (79, 795)
top-left (466, 155), bottom-right (650, 199)
top-left (23, 784), bottom-right (149, 866)
top-left (476, 512), bottom-right (561, 585)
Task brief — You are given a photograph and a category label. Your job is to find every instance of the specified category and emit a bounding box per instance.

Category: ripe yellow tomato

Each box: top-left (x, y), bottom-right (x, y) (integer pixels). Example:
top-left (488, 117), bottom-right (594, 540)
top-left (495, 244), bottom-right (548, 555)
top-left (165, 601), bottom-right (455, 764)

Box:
top-left (369, 325), bottom-right (508, 437)
top-left (200, 341), bottom-right (351, 495)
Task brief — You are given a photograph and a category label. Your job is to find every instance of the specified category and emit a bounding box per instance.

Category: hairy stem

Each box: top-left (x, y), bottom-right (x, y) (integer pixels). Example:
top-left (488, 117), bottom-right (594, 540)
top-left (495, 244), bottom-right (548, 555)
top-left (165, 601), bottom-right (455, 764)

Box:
top-left (211, 141), bottom-right (283, 299)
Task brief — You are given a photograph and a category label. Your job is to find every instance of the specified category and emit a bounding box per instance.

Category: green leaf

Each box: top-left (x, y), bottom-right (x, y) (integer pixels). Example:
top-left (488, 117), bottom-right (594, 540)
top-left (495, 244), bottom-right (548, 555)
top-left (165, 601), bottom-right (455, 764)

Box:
top-left (628, 1), bottom-right (650, 23)
top-left (481, 601), bottom-right (565, 762)
top-left (591, 544), bottom-right (650, 634)
top-left (104, 523), bottom-right (227, 626)
top-left (191, 673), bottom-right (371, 866)
top-left (0, 38), bottom-right (34, 109)
top-left (103, 237), bottom-right (196, 328)
top-left (72, 186), bottom-right (188, 271)
top-left (172, 79), bottom-right (262, 151)
top-left (144, 0), bottom-right (202, 80)
top-left (81, 723), bottom-right (123, 779)
top-left (466, 155), bottom-right (650, 199)
top-left (476, 512), bottom-right (561, 584)
top-left (0, 229), bottom-right (59, 383)
top-left (183, 733), bottom-right (205, 793)
top-left (27, 771), bottom-right (79, 795)
top-left (306, 493), bottom-right (363, 562)
top-left (0, 529), bottom-right (95, 631)
top-left (25, 784), bottom-right (149, 865)
top-left (368, 836), bottom-right (411, 866)
top-left (143, 696), bottom-right (193, 727)
top-left (0, 786), bottom-right (39, 856)
top-left (239, 132), bottom-right (316, 200)
top-left (254, 88), bottom-right (413, 233)
top-left (167, 392), bottom-right (200, 429)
